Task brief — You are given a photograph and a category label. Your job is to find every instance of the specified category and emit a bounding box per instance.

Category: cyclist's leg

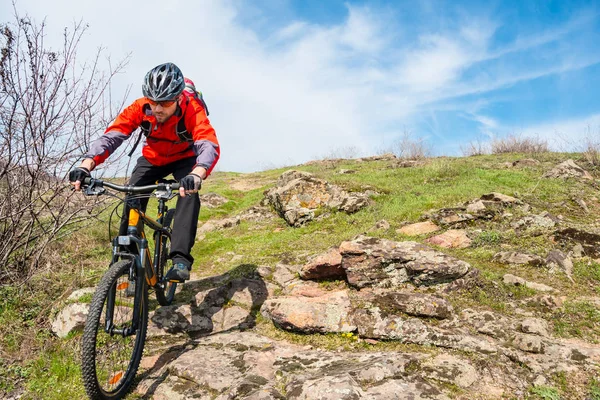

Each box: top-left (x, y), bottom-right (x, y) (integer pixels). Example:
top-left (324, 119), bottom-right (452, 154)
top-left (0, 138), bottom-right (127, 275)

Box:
top-left (167, 157), bottom-right (200, 271)
top-left (118, 156), bottom-right (170, 236)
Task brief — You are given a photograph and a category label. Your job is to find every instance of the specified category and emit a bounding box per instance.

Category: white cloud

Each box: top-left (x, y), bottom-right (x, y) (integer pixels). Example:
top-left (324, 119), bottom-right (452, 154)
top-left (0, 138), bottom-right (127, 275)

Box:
top-left (517, 113), bottom-right (600, 150)
top-left (1, 1), bottom-right (598, 172)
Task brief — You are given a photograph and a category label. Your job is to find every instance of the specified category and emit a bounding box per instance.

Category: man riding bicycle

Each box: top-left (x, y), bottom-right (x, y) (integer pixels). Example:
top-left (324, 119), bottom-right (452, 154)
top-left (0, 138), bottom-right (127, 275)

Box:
top-left (69, 62), bottom-right (220, 283)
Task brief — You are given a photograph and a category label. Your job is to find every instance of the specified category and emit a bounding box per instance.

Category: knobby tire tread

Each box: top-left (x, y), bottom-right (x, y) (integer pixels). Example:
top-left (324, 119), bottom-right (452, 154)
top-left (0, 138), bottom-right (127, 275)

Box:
top-left (81, 260), bottom-right (148, 400)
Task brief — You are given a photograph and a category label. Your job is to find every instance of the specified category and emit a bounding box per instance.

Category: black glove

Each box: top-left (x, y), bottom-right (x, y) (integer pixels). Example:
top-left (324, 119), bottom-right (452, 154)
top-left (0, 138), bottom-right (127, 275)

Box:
top-left (68, 167), bottom-right (90, 183)
top-left (179, 173), bottom-right (202, 192)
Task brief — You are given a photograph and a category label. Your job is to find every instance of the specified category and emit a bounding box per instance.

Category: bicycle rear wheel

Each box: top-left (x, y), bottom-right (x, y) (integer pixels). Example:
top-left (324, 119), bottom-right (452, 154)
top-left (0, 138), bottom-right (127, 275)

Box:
top-left (155, 208), bottom-right (177, 306)
top-left (81, 259), bottom-right (148, 400)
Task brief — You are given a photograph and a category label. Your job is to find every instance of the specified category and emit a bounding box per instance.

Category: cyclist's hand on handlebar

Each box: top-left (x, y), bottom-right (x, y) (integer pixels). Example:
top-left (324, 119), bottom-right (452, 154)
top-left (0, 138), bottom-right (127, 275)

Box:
top-left (179, 173), bottom-right (202, 197)
top-left (69, 167), bottom-right (90, 191)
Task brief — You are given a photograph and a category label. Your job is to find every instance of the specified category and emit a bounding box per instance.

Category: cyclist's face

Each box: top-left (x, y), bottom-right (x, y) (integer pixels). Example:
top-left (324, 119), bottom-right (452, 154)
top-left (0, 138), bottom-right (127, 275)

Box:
top-left (149, 97), bottom-right (179, 123)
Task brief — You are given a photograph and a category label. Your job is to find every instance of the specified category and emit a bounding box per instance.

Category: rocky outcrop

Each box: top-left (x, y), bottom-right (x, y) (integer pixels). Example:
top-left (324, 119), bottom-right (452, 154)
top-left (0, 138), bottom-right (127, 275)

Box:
top-left (261, 290), bottom-right (355, 333)
top-left (544, 159), bottom-right (593, 180)
top-left (340, 236), bottom-right (471, 288)
top-left (396, 221), bottom-right (440, 236)
top-left (264, 170), bottom-right (371, 226)
top-left (200, 192), bottom-right (229, 208)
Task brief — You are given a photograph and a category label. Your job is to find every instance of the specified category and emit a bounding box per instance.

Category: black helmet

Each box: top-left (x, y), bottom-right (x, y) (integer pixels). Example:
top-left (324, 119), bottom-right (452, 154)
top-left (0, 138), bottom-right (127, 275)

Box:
top-left (142, 62), bottom-right (185, 101)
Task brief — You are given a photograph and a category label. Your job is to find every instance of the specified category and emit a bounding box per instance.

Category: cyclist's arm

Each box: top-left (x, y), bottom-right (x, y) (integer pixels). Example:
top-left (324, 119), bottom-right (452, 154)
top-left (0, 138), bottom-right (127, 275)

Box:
top-left (82, 99), bottom-right (145, 169)
top-left (185, 98), bottom-right (220, 178)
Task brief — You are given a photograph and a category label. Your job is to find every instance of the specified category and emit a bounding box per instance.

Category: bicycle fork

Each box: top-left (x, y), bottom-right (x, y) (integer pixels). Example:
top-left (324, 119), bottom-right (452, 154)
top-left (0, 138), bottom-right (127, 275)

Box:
top-left (104, 210), bottom-right (152, 338)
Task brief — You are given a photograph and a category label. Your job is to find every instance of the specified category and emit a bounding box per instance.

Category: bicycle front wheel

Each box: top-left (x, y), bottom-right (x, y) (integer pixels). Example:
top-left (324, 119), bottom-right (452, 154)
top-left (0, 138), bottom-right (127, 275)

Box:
top-left (81, 259), bottom-right (148, 400)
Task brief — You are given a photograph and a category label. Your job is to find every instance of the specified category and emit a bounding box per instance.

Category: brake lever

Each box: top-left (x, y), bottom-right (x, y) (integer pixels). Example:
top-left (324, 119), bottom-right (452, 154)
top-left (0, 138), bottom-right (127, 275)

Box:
top-left (83, 179), bottom-right (106, 196)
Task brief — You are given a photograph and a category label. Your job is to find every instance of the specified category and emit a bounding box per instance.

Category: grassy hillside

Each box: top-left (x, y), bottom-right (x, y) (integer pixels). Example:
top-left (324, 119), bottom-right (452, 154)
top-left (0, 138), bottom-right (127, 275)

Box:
top-left (1, 152), bottom-right (600, 399)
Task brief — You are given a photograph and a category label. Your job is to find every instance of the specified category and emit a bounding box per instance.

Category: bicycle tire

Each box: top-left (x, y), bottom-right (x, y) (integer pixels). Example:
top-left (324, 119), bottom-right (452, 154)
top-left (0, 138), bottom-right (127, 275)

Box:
top-left (155, 208), bottom-right (177, 306)
top-left (81, 259), bottom-right (148, 400)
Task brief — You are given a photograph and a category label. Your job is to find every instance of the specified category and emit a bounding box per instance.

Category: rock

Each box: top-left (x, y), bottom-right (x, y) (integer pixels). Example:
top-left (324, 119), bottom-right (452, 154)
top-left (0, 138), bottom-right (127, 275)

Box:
top-left (238, 206), bottom-right (276, 222)
top-left (362, 379), bottom-right (449, 400)
top-left (264, 171), bottom-right (370, 226)
top-left (199, 192), bottom-right (229, 208)
top-left (352, 309), bottom-right (497, 354)
top-left (66, 287), bottom-right (95, 301)
top-left (466, 200), bottom-right (486, 213)
top-left (427, 208), bottom-right (475, 226)
top-left (503, 274), bottom-right (555, 292)
top-left (572, 243), bottom-right (584, 258)
top-left (338, 192), bottom-right (370, 214)
top-left (526, 295), bottom-right (564, 310)
top-left (426, 229), bottom-right (471, 249)
top-left (480, 192), bottom-right (523, 205)
top-left (369, 219), bottom-right (390, 231)
top-left (421, 354), bottom-right (478, 388)
top-left (512, 212), bottom-right (558, 230)
top-left (260, 290), bottom-right (355, 333)
top-left (396, 221), bottom-right (441, 236)
top-left (520, 318), bottom-right (550, 337)
top-left (546, 250), bottom-right (574, 282)
top-left (196, 216), bottom-right (241, 238)
top-left (460, 309), bottom-right (516, 339)
top-left (339, 236), bottom-right (470, 288)
top-left (338, 169), bottom-right (356, 174)
top-left (299, 247), bottom-right (344, 280)
top-left (389, 160), bottom-right (424, 168)
top-left (512, 333), bottom-right (545, 354)
top-left (575, 198), bottom-right (590, 214)
top-left (554, 228), bottom-right (600, 258)
top-left (513, 159), bottom-right (541, 167)
top-left (354, 291), bottom-right (454, 319)
top-left (357, 153), bottom-right (396, 162)
top-left (271, 264), bottom-right (297, 287)
top-left (286, 375), bottom-right (365, 399)
top-left (51, 303), bottom-right (89, 338)
top-left (494, 251), bottom-right (544, 267)
top-left (544, 159), bottom-right (593, 180)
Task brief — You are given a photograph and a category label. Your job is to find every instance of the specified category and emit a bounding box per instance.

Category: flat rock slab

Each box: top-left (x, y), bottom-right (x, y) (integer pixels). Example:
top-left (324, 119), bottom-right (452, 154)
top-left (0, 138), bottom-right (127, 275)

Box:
top-left (260, 290), bottom-right (355, 333)
top-left (340, 235), bottom-right (470, 288)
top-left (503, 274), bottom-right (556, 292)
top-left (397, 221), bottom-right (441, 236)
top-left (138, 331), bottom-right (458, 400)
top-left (426, 229), bottom-right (471, 249)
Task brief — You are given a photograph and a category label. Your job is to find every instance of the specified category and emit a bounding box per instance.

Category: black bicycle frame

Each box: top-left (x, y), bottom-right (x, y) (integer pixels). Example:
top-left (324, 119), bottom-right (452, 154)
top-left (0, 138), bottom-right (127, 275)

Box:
top-left (104, 200), bottom-right (172, 338)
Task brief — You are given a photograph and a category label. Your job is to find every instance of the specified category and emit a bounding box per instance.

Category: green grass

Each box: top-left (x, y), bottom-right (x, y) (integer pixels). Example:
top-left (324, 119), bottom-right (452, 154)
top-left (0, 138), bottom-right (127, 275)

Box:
top-left (553, 301), bottom-right (600, 342)
top-left (529, 385), bottom-right (561, 400)
top-left (589, 378), bottom-right (600, 400)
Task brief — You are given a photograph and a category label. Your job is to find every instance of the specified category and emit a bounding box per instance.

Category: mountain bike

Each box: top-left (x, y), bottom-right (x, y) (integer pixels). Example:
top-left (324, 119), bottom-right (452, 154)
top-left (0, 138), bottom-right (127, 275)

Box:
top-left (79, 177), bottom-right (181, 400)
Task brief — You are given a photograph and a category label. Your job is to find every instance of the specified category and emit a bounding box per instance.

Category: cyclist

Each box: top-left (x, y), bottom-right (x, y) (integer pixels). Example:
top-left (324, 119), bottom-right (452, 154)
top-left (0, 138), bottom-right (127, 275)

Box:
top-left (69, 62), bottom-right (220, 282)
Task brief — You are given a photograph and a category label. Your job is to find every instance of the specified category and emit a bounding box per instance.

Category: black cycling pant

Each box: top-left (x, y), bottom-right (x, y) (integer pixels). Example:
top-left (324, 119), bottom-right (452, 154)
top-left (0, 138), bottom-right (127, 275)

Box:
top-left (118, 156), bottom-right (200, 268)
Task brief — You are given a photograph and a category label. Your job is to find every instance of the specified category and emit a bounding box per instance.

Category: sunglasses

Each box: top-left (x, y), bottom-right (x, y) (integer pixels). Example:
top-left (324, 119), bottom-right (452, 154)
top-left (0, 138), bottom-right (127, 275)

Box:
top-left (146, 98), bottom-right (178, 107)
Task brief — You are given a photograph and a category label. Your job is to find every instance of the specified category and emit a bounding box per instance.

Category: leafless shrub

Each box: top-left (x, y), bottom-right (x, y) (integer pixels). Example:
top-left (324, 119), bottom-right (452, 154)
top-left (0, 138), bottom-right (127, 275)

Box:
top-left (0, 9), bottom-right (129, 283)
top-left (461, 138), bottom-right (490, 156)
top-left (322, 145), bottom-right (361, 160)
top-left (490, 134), bottom-right (549, 154)
top-left (382, 130), bottom-right (431, 160)
top-left (583, 139), bottom-right (600, 167)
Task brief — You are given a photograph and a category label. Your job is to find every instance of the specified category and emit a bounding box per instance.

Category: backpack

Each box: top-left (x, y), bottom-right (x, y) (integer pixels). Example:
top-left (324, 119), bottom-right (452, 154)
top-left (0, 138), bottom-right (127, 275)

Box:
top-left (127, 78), bottom-right (209, 157)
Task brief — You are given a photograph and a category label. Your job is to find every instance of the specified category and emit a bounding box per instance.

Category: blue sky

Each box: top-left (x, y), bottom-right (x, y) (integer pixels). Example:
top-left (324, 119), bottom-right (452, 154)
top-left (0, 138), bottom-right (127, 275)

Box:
top-left (2, 0), bottom-right (600, 172)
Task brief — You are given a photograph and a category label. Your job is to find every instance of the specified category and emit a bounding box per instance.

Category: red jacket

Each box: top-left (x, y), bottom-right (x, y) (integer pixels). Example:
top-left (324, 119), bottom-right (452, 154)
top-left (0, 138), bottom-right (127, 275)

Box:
top-left (85, 92), bottom-right (220, 176)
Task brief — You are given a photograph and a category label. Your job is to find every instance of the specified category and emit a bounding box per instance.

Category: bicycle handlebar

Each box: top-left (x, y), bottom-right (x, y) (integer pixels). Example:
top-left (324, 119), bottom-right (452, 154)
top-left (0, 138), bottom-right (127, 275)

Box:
top-left (82, 177), bottom-right (180, 194)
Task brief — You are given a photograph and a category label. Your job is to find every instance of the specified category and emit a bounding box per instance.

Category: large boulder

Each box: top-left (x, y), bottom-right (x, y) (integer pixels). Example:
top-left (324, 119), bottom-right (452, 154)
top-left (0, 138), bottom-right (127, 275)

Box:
top-left (51, 303), bottom-right (89, 338)
top-left (260, 290), bottom-right (355, 333)
top-left (544, 159), bottom-right (593, 180)
top-left (264, 170), bottom-right (370, 226)
top-left (339, 236), bottom-right (471, 288)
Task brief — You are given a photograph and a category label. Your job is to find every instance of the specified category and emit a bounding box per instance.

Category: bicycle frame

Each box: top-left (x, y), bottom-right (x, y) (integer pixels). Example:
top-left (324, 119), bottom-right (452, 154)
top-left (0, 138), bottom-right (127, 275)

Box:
top-left (106, 196), bottom-right (173, 337)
